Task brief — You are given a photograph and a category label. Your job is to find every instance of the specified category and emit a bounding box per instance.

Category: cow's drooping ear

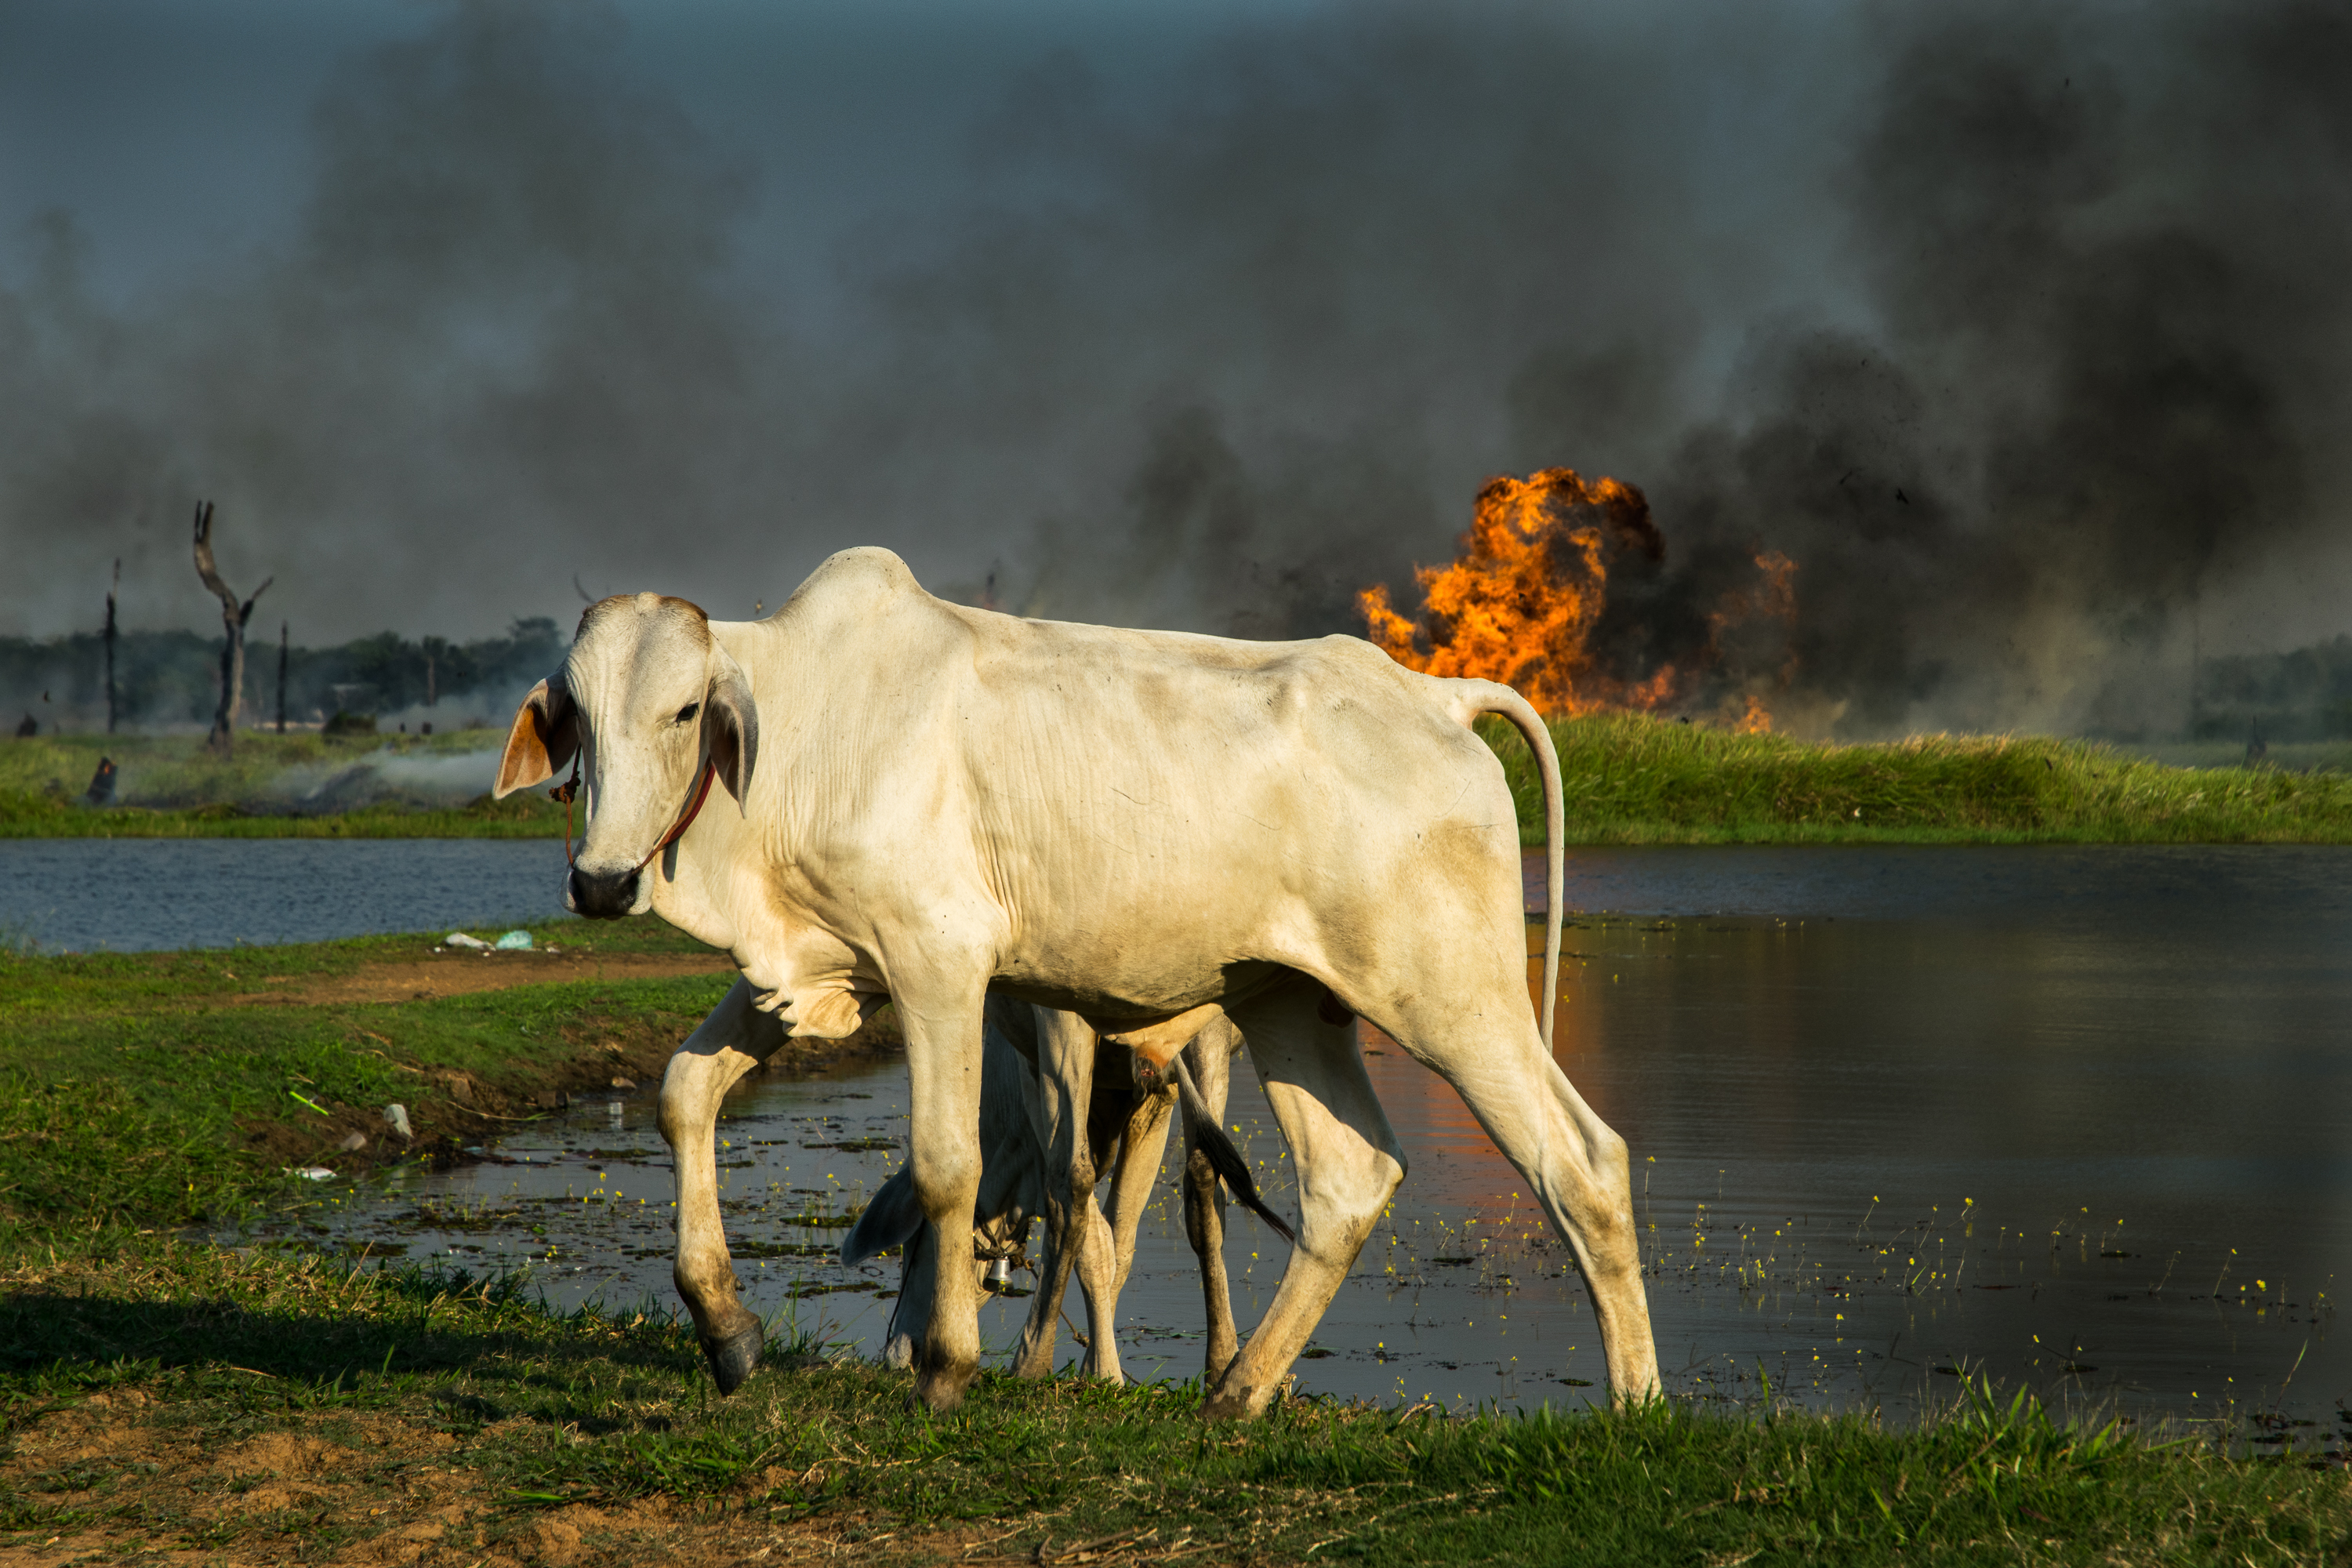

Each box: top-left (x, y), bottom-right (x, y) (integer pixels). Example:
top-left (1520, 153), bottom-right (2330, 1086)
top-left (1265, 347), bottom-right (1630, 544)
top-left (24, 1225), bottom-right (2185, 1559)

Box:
top-left (494, 675), bottom-right (579, 798)
top-left (700, 649), bottom-right (760, 811)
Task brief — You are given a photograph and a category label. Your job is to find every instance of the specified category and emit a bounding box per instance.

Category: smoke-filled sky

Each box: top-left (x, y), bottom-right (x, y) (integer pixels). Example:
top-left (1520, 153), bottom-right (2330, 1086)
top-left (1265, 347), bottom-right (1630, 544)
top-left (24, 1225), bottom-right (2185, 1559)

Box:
top-left (4, 0), bottom-right (2347, 735)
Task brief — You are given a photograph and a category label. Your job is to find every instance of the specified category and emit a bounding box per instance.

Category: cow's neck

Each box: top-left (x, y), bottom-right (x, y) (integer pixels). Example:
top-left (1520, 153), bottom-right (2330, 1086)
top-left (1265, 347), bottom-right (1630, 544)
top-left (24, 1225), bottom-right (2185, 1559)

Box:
top-left (647, 617), bottom-right (878, 1037)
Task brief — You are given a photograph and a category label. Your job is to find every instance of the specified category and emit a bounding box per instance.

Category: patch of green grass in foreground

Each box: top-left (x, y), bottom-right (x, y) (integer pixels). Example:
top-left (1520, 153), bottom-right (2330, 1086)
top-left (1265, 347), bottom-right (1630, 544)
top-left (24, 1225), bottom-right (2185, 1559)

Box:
top-left (2, 1249), bottom-right (2346, 1564)
top-left (0, 918), bottom-right (729, 1253)
top-left (1486, 713), bottom-right (2352, 845)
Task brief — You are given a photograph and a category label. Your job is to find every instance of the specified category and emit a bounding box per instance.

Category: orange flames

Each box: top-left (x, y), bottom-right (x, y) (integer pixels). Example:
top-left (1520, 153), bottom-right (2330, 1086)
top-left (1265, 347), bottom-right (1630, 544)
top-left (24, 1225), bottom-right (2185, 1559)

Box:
top-left (1359, 467), bottom-right (1798, 729)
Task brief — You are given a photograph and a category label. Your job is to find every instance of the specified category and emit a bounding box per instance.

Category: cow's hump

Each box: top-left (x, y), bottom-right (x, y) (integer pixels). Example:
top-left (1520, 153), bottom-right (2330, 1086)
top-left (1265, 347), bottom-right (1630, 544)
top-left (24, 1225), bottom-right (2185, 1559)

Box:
top-left (804, 546), bottom-right (921, 597)
top-left (775, 547), bottom-right (938, 636)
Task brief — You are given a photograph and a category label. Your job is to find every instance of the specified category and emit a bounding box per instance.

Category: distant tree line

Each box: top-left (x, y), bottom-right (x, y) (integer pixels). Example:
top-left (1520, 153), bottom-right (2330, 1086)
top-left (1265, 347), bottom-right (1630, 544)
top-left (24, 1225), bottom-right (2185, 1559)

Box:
top-left (2194, 634), bottom-right (2352, 743)
top-left (1, 619), bottom-right (565, 732)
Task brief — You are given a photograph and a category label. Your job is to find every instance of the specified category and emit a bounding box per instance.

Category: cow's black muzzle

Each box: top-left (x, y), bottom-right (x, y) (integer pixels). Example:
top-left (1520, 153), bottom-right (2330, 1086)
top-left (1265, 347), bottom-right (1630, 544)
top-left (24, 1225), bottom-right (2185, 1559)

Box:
top-left (568, 865), bottom-right (641, 919)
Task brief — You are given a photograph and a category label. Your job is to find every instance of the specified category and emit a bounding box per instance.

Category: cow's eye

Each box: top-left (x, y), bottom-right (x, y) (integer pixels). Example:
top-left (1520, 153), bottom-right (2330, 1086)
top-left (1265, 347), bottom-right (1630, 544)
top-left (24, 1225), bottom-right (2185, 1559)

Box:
top-left (675, 702), bottom-right (700, 724)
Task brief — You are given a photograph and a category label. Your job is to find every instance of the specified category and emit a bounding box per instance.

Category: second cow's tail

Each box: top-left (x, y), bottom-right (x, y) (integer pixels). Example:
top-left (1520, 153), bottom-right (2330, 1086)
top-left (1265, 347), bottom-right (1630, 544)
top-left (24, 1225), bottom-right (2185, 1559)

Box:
top-left (1171, 1052), bottom-right (1296, 1243)
top-left (1450, 681), bottom-right (1564, 1054)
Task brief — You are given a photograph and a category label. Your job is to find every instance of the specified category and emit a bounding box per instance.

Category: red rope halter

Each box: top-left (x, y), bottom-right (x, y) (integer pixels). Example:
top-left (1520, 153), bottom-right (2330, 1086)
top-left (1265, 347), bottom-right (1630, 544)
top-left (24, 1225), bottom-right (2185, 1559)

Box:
top-left (549, 756), bottom-right (719, 874)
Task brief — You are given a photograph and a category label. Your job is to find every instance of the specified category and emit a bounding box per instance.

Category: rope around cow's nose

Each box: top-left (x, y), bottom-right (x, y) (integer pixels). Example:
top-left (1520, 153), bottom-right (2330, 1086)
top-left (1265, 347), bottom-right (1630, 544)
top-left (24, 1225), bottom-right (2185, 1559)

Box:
top-left (549, 759), bottom-right (582, 866)
top-left (635, 760), bottom-right (719, 873)
top-left (549, 756), bottom-right (717, 873)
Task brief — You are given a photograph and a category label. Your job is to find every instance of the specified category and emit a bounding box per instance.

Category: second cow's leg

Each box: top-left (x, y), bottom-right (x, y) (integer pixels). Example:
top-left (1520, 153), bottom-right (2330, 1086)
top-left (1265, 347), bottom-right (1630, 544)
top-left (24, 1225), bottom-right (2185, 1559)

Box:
top-left (1071, 1077), bottom-right (1174, 1382)
top-left (659, 978), bottom-right (788, 1393)
top-left (1203, 977), bottom-right (1403, 1420)
top-left (1012, 1006), bottom-right (1100, 1379)
top-left (1102, 1081), bottom-right (1174, 1297)
top-left (1068, 1190), bottom-right (1126, 1382)
top-left (1180, 1020), bottom-right (1243, 1384)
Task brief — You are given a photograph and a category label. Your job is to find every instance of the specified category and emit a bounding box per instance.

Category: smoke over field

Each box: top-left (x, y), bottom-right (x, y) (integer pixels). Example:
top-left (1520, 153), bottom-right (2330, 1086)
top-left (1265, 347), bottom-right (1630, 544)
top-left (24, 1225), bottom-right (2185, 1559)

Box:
top-left (2, 1), bottom-right (2347, 738)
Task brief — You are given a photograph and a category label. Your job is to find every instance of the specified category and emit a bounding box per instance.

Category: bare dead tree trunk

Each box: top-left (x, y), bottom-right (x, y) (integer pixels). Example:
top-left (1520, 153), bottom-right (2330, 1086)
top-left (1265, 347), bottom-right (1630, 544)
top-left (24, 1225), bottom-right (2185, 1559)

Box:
top-left (103, 559), bottom-right (120, 735)
top-left (277, 621), bottom-right (289, 734)
top-left (192, 501), bottom-right (272, 755)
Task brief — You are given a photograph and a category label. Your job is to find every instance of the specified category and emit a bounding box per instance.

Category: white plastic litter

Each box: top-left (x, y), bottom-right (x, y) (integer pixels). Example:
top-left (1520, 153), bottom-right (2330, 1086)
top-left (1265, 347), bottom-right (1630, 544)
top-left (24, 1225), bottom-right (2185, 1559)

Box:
top-left (385, 1103), bottom-right (413, 1141)
top-left (287, 1167), bottom-right (336, 1181)
top-left (494, 929), bottom-right (533, 950)
top-left (442, 931), bottom-right (488, 949)
top-left (338, 1131), bottom-right (368, 1152)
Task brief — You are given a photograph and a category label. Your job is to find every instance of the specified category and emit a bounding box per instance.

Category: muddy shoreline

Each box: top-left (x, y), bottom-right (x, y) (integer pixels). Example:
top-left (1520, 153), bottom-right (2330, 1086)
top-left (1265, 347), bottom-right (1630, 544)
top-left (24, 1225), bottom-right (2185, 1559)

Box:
top-left (232, 949), bottom-right (906, 1176)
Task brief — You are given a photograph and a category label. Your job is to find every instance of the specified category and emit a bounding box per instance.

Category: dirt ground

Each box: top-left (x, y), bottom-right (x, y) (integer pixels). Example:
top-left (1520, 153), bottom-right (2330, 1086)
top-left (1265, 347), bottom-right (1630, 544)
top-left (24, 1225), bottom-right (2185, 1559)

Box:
top-left (0, 1392), bottom-right (1024, 1566)
top-left (227, 947), bottom-right (740, 1009)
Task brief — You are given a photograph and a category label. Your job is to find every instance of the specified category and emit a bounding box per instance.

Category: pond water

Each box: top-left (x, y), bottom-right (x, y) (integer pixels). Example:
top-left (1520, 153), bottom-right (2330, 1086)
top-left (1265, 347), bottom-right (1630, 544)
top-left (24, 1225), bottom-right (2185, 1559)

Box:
top-left (0, 839), bottom-right (572, 952)
top-left (285, 843), bottom-right (2348, 1437)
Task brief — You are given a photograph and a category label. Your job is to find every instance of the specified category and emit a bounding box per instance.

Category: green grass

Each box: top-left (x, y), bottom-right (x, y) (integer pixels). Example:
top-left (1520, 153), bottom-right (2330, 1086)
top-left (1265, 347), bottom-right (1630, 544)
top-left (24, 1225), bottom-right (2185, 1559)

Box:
top-left (2, 1247), bottom-right (2344, 1563)
top-left (2, 924), bottom-right (2347, 1560)
top-left (0, 917), bottom-right (730, 1257)
top-left (2122, 739), bottom-right (2352, 774)
top-left (1486, 713), bottom-right (2352, 845)
top-left (16, 718), bottom-right (2352, 844)
top-left (0, 730), bottom-right (566, 838)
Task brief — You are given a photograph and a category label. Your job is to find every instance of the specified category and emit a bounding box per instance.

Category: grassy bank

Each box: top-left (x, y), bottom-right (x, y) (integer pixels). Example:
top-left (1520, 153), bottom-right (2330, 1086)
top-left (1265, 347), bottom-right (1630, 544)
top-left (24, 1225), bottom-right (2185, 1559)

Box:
top-left (4, 929), bottom-right (2350, 1561)
top-left (1487, 714), bottom-right (2352, 845)
top-left (13, 717), bottom-right (2352, 844)
top-left (0, 731), bottom-right (567, 838)
top-left (0, 916), bottom-right (750, 1251)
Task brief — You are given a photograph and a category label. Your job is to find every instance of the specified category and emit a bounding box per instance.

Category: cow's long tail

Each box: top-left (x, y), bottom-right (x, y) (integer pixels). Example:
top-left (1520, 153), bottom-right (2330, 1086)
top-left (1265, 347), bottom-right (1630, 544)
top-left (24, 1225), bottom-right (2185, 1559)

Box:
top-left (1452, 681), bottom-right (1565, 1053)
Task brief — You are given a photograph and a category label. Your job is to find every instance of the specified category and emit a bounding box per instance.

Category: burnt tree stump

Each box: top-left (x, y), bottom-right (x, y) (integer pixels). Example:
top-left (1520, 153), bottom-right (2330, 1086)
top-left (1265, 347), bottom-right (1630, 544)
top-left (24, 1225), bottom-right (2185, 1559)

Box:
top-left (192, 501), bottom-right (272, 756)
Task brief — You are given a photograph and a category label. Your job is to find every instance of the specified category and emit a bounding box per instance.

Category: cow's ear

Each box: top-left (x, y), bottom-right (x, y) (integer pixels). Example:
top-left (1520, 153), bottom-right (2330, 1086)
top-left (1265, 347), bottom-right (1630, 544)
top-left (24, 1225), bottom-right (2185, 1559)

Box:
top-left (701, 651), bottom-right (759, 812)
top-left (494, 676), bottom-right (579, 797)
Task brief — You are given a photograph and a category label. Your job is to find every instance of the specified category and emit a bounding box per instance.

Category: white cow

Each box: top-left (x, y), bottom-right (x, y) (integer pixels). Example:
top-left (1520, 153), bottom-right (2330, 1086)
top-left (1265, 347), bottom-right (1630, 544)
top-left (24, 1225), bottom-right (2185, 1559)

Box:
top-left (494, 548), bottom-right (1659, 1415)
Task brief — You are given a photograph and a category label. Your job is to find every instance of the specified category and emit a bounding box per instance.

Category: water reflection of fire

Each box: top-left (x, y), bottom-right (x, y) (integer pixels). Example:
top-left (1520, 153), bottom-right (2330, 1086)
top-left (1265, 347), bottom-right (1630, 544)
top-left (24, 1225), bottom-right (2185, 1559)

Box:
top-left (1359, 468), bottom-right (1796, 729)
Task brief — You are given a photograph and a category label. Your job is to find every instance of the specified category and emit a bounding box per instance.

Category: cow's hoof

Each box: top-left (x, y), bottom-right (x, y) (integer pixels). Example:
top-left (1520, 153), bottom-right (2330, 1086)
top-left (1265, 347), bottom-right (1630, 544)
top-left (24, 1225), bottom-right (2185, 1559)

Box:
top-left (701, 1324), bottom-right (763, 1395)
top-left (913, 1360), bottom-right (976, 1411)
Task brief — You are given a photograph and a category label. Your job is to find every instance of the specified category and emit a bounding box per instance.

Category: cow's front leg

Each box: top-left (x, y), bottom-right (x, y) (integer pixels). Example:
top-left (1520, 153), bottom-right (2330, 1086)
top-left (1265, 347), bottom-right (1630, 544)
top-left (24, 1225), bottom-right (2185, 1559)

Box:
top-left (659, 978), bottom-right (786, 1393)
top-left (898, 977), bottom-right (991, 1411)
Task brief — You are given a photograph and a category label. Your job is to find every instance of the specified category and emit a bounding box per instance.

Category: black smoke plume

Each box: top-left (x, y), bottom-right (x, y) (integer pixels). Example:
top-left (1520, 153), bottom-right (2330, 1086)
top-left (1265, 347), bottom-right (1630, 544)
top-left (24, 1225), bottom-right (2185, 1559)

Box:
top-left (3, 1), bottom-right (2347, 737)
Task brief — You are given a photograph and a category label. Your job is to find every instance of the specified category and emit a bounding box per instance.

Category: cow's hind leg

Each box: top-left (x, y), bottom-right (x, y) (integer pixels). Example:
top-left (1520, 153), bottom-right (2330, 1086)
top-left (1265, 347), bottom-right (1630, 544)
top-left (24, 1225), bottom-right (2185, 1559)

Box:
top-left (1375, 984), bottom-right (1661, 1405)
top-left (1180, 1019), bottom-right (1243, 1385)
top-left (1203, 975), bottom-right (1403, 1420)
top-left (659, 978), bottom-right (788, 1393)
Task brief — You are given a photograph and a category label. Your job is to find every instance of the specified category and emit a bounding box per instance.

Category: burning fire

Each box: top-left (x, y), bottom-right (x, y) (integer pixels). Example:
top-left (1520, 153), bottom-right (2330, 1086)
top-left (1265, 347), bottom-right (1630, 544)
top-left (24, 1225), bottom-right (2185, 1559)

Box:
top-left (1359, 467), bottom-right (1797, 728)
